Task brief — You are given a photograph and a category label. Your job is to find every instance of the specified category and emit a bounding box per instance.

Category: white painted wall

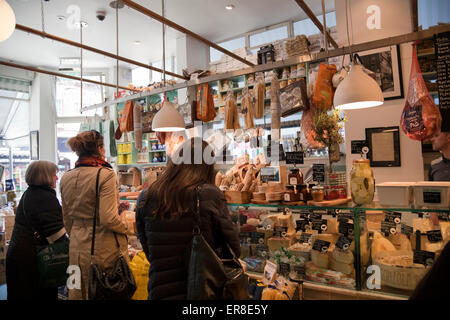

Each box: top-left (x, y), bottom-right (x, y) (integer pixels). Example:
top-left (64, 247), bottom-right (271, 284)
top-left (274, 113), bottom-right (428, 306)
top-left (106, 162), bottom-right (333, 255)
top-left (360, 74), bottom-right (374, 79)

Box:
top-left (335, 0), bottom-right (425, 186)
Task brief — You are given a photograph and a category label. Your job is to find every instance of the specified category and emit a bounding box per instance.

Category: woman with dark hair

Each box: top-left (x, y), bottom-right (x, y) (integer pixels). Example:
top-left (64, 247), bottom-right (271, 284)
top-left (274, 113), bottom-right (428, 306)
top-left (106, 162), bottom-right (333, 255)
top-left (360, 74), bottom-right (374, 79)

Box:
top-left (60, 130), bottom-right (133, 300)
top-left (6, 160), bottom-right (67, 300)
top-left (135, 137), bottom-right (240, 300)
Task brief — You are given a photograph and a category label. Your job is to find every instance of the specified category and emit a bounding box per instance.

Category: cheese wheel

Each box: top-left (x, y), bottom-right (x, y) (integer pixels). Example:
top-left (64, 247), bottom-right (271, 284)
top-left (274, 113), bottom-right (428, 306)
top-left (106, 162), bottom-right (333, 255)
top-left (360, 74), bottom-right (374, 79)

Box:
top-left (332, 248), bottom-right (354, 264)
top-left (311, 250), bottom-right (329, 269)
top-left (330, 258), bottom-right (354, 275)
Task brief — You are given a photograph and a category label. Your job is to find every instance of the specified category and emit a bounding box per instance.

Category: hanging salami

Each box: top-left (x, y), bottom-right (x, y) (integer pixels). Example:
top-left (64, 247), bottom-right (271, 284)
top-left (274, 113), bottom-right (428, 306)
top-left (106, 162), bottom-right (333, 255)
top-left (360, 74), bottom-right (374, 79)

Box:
top-left (400, 44), bottom-right (442, 141)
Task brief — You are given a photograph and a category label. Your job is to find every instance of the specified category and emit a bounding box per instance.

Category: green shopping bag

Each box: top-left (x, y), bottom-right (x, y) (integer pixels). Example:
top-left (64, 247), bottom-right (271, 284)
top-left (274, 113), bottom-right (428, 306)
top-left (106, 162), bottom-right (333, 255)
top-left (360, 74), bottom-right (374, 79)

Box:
top-left (36, 239), bottom-right (70, 288)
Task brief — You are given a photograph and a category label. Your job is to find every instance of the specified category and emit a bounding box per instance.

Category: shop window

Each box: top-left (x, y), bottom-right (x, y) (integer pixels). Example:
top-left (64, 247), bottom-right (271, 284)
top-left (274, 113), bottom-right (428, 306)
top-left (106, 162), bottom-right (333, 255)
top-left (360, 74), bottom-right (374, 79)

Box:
top-left (210, 37), bottom-right (246, 63)
top-left (418, 0), bottom-right (450, 30)
top-left (55, 75), bottom-right (105, 118)
top-left (293, 11), bottom-right (336, 37)
top-left (132, 67), bottom-right (150, 87)
top-left (151, 56), bottom-right (177, 83)
top-left (56, 122), bottom-right (83, 172)
top-left (249, 25), bottom-right (289, 49)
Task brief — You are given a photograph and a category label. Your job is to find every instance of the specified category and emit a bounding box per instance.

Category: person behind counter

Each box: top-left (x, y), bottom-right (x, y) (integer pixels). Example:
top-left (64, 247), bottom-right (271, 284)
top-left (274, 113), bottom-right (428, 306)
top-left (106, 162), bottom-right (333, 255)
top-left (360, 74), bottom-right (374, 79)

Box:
top-left (6, 160), bottom-right (68, 300)
top-left (429, 129), bottom-right (450, 181)
top-left (60, 130), bottom-right (134, 300)
top-left (135, 138), bottom-right (241, 300)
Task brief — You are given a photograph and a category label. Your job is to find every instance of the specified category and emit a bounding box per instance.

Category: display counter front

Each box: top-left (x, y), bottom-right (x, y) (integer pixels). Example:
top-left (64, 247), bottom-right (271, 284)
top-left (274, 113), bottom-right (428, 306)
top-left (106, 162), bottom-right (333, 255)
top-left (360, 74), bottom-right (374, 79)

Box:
top-left (228, 202), bottom-right (450, 299)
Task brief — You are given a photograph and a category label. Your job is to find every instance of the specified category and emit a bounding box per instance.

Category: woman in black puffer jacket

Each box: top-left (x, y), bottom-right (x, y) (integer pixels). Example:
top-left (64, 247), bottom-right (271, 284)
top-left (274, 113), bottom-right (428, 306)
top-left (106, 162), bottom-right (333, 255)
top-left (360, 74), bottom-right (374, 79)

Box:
top-left (6, 160), bottom-right (68, 300)
top-left (135, 138), bottom-right (240, 300)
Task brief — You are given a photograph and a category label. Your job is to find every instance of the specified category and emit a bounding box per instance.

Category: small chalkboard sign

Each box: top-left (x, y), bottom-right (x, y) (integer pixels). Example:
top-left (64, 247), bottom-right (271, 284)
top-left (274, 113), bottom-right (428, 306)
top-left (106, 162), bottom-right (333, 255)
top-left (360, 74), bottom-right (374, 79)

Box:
top-left (381, 220), bottom-right (398, 236)
top-left (296, 219), bottom-right (308, 232)
top-left (351, 140), bottom-right (368, 154)
top-left (384, 212), bottom-right (402, 224)
top-left (427, 230), bottom-right (443, 242)
top-left (311, 219), bottom-right (328, 233)
top-left (285, 151), bottom-right (304, 165)
top-left (336, 236), bottom-right (353, 251)
top-left (299, 232), bottom-right (312, 245)
top-left (312, 239), bottom-right (330, 253)
top-left (273, 226), bottom-right (288, 238)
top-left (339, 221), bottom-right (354, 237)
top-left (279, 262), bottom-right (291, 276)
top-left (255, 244), bottom-right (269, 258)
top-left (401, 223), bottom-right (413, 236)
top-left (251, 232), bottom-right (266, 245)
top-left (423, 190), bottom-right (442, 204)
top-left (293, 265), bottom-right (306, 277)
top-left (312, 164), bottom-right (325, 183)
top-left (413, 250), bottom-right (435, 267)
top-left (435, 31), bottom-right (450, 132)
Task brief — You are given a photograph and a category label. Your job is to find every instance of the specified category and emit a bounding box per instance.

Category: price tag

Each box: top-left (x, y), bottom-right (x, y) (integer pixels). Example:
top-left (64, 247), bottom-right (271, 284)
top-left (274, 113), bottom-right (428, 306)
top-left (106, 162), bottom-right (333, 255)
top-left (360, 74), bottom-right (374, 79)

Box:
top-left (274, 226), bottom-right (288, 238)
top-left (384, 212), bottom-right (402, 224)
top-left (255, 244), bottom-right (269, 258)
top-left (423, 190), bottom-right (442, 204)
top-left (311, 219), bottom-right (328, 233)
top-left (335, 236), bottom-right (353, 251)
top-left (279, 262), bottom-right (291, 276)
top-left (299, 232), bottom-right (312, 245)
top-left (401, 223), bottom-right (413, 237)
top-left (293, 265), bottom-right (306, 277)
top-left (351, 140), bottom-right (368, 154)
top-left (413, 250), bottom-right (435, 267)
top-left (427, 230), bottom-right (443, 242)
top-left (312, 239), bottom-right (330, 253)
top-left (381, 220), bottom-right (398, 236)
top-left (339, 221), bottom-right (354, 236)
top-left (251, 232), bottom-right (266, 244)
top-left (296, 219), bottom-right (308, 232)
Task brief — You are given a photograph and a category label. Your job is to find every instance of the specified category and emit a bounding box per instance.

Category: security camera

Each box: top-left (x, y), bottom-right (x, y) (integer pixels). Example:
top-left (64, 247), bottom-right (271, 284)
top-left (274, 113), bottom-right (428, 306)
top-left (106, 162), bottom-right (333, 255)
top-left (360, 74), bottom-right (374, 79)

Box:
top-left (96, 11), bottom-right (106, 21)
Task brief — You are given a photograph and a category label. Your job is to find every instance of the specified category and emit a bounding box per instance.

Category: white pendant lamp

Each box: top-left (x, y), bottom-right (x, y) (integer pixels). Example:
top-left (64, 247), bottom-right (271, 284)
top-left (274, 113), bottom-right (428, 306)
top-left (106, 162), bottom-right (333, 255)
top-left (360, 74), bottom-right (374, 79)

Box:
top-left (334, 60), bottom-right (384, 110)
top-left (152, 100), bottom-right (185, 132)
top-left (0, 0), bottom-right (15, 42)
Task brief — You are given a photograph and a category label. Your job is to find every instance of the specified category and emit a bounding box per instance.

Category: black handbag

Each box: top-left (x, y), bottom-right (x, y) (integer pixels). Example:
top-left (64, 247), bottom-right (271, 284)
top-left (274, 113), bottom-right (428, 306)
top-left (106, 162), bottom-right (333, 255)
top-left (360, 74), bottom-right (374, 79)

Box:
top-left (186, 185), bottom-right (249, 300)
top-left (23, 195), bottom-right (69, 289)
top-left (88, 167), bottom-right (137, 300)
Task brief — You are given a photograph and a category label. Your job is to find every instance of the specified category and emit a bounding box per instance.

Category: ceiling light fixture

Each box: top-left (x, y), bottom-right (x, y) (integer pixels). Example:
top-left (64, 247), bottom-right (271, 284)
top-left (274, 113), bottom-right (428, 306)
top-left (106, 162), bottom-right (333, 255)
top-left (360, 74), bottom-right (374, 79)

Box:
top-left (0, 0), bottom-right (16, 42)
top-left (134, 40), bottom-right (141, 45)
top-left (152, 100), bottom-right (186, 132)
top-left (225, 4), bottom-right (235, 10)
top-left (109, 1), bottom-right (124, 9)
top-left (333, 54), bottom-right (384, 110)
top-left (57, 15), bottom-right (66, 21)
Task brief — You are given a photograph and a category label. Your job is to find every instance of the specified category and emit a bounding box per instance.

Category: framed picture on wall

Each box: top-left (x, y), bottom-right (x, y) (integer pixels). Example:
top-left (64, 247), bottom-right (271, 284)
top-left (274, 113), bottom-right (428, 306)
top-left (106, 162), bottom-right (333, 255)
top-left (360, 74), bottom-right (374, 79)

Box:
top-left (30, 130), bottom-right (39, 160)
top-left (365, 126), bottom-right (401, 167)
top-left (358, 45), bottom-right (403, 100)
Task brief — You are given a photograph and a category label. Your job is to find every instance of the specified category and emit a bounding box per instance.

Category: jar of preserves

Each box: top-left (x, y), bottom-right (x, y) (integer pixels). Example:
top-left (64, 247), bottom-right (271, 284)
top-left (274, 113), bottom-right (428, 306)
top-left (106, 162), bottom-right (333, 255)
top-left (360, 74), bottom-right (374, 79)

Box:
top-left (284, 186), bottom-right (300, 202)
top-left (288, 169), bottom-right (303, 186)
top-left (350, 158), bottom-right (375, 206)
top-left (311, 185), bottom-right (325, 202)
top-left (297, 184), bottom-right (308, 202)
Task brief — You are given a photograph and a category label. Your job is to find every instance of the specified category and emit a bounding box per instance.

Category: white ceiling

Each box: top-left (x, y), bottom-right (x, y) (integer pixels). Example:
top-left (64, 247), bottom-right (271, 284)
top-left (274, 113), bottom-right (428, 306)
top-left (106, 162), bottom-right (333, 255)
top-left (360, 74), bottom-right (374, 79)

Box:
top-left (0, 0), bottom-right (334, 70)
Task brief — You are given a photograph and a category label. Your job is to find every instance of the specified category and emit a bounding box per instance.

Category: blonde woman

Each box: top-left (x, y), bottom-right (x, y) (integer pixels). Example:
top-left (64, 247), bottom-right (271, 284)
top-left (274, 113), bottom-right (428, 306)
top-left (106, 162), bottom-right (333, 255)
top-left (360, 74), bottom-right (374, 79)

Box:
top-left (60, 130), bottom-right (133, 300)
top-left (6, 160), bottom-right (67, 300)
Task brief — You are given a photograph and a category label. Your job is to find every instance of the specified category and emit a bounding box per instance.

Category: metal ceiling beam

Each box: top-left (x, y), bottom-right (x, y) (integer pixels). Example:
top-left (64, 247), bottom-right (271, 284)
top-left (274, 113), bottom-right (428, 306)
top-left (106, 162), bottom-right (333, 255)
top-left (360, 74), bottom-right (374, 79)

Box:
top-left (119, 0), bottom-right (255, 67)
top-left (81, 24), bottom-right (450, 112)
top-left (294, 0), bottom-right (339, 49)
top-left (15, 24), bottom-right (188, 80)
top-left (0, 60), bottom-right (139, 92)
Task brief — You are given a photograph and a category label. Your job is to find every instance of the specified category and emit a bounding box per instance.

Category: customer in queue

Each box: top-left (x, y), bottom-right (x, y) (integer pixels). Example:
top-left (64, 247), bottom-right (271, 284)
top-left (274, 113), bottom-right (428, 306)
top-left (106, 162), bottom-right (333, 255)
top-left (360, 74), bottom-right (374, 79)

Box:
top-left (60, 130), bottom-right (133, 300)
top-left (135, 138), bottom-right (240, 300)
top-left (6, 160), bottom-right (67, 300)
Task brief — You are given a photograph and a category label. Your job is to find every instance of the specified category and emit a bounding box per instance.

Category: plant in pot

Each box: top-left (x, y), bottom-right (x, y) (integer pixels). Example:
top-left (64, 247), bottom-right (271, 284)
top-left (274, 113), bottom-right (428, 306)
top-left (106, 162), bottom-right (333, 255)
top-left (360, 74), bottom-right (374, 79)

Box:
top-left (312, 108), bottom-right (345, 174)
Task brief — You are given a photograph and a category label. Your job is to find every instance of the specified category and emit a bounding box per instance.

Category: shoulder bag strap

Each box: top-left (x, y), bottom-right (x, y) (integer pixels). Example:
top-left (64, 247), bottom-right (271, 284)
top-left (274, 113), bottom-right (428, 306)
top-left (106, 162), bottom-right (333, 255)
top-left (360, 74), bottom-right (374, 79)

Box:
top-left (90, 167), bottom-right (103, 259)
top-left (21, 191), bottom-right (44, 243)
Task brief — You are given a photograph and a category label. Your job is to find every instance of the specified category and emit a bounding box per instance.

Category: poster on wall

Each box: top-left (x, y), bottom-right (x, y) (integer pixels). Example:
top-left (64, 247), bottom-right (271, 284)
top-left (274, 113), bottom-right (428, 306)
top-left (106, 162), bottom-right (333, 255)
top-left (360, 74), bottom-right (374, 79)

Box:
top-left (435, 31), bottom-right (450, 132)
top-left (358, 45), bottom-right (403, 100)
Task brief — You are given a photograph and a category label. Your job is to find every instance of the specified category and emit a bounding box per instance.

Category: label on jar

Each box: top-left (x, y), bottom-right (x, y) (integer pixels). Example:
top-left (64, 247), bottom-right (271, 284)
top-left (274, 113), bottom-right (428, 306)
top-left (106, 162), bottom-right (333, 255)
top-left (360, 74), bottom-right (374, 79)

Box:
top-left (413, 250), bottom-right (435, 267)
top-left (336, 236), bottom-right (353, 251)
top-left (381, 220), bottom-right (398, 236)
top-left (384, 212), bottom-right (402, 224)
top-left (426, 230), bottom-right (443, 242)
top-left (289, 177), bottom-right (298, 185)
top-left (284, 193), bottom-right (291, 202)
top-left (312, 240), bottom-right (331, 253)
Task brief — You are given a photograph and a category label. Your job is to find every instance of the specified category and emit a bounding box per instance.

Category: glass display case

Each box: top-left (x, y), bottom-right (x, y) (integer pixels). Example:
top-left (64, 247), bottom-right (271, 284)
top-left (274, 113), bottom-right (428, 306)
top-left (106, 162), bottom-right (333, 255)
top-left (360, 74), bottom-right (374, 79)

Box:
top-left (228, 202), bottom-right (450, 299)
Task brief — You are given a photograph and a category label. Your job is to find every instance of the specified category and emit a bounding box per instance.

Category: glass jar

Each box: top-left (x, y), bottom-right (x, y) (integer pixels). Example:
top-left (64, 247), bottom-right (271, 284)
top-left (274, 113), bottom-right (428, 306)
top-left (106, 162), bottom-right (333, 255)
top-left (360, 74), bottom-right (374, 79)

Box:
top-left (288, 169), bottom-right (303, 186)
top-left (297, 184), bottom-right (308, 202)
top-left (311, 186), bottom-right (325, 202)
top-left (350, 159), bottom-right (375, 206)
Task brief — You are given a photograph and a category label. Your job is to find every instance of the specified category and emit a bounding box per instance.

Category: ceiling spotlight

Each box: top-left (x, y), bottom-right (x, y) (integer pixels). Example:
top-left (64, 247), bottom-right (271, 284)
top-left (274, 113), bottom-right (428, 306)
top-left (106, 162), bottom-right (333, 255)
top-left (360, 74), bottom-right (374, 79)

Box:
top-left (109, 1), bottom-right (124, 9)
top-left (57, 15), bottom-right (66, 21)
top-left (225, 4), bottom-right (235, 10)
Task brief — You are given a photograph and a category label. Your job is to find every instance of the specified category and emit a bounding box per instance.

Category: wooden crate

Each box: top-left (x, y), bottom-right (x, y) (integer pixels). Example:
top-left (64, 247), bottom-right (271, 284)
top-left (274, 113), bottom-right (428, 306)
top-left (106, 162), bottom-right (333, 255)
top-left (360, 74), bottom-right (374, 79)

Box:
top-left (224, 191), bottom-right (252, 204)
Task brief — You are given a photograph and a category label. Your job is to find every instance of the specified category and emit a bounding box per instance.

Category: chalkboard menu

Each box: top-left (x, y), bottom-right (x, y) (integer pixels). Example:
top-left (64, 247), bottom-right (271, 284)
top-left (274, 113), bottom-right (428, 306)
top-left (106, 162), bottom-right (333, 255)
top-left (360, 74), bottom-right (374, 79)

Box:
top-left (435, 31), bottom-right (450, 132)
top-left (351, 140), bottom-right (368, 154)
top-left (312, 164), bottom-right (325, 183)
top-left (285, 151), bottom-right (304, 164)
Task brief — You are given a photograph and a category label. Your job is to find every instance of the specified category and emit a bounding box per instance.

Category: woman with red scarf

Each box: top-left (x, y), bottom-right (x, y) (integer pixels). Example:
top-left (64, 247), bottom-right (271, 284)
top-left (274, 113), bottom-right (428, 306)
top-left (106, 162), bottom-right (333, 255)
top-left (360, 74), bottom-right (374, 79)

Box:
top-left (60, 130), bottom-right (133, 300)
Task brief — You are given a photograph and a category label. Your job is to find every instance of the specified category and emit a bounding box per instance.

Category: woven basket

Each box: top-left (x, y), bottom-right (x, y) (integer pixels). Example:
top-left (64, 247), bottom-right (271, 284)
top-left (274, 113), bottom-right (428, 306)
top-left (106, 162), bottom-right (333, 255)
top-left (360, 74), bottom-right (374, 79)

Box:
top-left (373, 250), bottom-right (428, 291)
